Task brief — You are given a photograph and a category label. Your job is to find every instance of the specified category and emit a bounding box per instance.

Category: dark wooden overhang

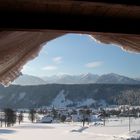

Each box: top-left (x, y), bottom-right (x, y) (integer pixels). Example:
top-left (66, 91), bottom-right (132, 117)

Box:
top-left (0, 0), bottom-right (139, 35)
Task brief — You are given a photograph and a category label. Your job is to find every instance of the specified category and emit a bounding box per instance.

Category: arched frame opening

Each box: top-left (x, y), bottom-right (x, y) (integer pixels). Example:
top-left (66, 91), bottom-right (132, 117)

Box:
top-left (0, 31), bottom-right (140, 86)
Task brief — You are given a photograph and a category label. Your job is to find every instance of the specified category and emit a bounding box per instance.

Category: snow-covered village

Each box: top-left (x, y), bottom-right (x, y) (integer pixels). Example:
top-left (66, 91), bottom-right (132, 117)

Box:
top-left (0, 100), bottom-right (140, 140)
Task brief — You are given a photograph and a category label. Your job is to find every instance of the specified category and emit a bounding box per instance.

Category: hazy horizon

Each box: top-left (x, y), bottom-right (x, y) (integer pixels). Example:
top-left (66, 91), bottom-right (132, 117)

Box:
top-left (21, 72), bottom-right (139, 79)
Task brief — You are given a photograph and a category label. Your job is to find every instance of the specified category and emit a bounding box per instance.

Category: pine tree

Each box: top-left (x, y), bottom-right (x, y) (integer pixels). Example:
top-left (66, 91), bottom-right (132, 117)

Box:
top-left (28, 109), bottom-right (36, 123)
top-left (4, 108), bottom-right (16, 127)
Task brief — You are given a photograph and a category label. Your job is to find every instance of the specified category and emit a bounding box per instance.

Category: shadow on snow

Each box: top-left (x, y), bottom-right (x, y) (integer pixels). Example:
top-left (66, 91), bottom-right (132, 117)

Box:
top-left (71, 126), bottom-right (89, 133)
top-left (0, 129), bottom-right (16, 134)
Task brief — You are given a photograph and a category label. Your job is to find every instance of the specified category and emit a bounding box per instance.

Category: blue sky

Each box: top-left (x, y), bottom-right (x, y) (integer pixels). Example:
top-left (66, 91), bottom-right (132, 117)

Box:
top-left (22, 34), bottom-right (140, 78)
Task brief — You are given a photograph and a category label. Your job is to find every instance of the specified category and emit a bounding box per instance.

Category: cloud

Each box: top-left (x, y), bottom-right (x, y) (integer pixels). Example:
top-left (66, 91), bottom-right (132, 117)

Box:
top-left (42, 65), bottom-right (57, 71)
top-left (53, 56), bottom-right (62, 64)
top-left (85, 61), bottom-right (103, 68)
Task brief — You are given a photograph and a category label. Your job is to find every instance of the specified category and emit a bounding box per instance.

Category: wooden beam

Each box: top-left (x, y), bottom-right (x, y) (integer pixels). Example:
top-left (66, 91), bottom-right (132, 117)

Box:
top-left (0, 0), bottom-right (139, 35)
top-left (75, 0), bottom-right (140, 6)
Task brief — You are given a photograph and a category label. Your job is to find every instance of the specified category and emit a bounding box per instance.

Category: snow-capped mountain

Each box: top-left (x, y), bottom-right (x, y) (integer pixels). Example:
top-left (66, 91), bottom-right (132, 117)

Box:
top-left (42, 74), bottom-right (79, 84)
top-left (79, 73), bottom-right (99, 84)
top-left (12, 74), bottom-right (47, 85)
top-left (12, 73), bottom-right (140, 85)
top-left (43, 73), bottom-right (140, 85)
top-left (43, 73), bottom-right (100, 84)
top-left (135, 78), bottom-right (140, 81)
top-left (96, 73), bottom-right (140, 84)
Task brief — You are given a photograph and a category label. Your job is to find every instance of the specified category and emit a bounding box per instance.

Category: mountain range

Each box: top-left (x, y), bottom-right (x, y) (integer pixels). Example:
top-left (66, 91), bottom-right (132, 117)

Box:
top-left (3, 73), bottom-right (140, 109)
top-left (12, 73), bottom-right (140, 85)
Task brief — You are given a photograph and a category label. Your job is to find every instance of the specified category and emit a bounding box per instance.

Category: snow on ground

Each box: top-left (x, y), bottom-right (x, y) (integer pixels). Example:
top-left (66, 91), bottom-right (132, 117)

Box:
top-left (51, 90), bottom-right (99, 108)
top-left (77, 98), bottom-right (96, 107)
top-left (18, 92), bottom-right (26, 101)
top-left (52, 90), bottom-right (73, 108)
top-left (0, 117), bottom-right (140, 140)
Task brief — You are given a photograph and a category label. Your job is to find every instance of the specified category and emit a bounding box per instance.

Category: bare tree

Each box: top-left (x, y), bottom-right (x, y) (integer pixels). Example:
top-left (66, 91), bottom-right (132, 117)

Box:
top-left (17, 112), bottom-right (24, 125)
top-left (79, 108), bottom-right (92, 127)
top-left (0, 112), bottom-right (4, 127)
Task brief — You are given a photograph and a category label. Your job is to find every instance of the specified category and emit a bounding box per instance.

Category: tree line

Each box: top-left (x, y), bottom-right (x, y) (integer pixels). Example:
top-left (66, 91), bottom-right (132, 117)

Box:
top-left (0, 108), bottom-right (37, 127)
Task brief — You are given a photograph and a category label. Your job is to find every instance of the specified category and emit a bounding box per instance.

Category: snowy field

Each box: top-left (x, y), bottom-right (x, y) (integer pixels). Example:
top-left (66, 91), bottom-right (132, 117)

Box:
top-left (0, 117), bottom-right (140, 140)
